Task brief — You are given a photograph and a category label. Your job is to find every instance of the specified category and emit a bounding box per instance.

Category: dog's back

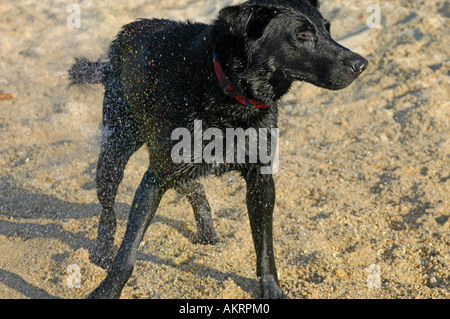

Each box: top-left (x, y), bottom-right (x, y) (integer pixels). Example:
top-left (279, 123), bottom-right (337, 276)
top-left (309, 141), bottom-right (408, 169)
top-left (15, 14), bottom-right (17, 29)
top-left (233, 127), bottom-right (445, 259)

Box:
top-left (111, 19), bottom-right (212, 135)
top-left (109, 18), bottom-right (193, 78)
top-left (71, 18), bottom-right (210, 117)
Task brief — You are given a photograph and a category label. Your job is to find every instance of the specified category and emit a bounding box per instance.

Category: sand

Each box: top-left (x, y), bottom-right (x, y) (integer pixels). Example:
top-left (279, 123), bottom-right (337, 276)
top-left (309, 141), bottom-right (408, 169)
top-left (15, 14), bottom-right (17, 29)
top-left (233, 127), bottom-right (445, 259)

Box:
top-left (0, 0), bottom-right (448, 299)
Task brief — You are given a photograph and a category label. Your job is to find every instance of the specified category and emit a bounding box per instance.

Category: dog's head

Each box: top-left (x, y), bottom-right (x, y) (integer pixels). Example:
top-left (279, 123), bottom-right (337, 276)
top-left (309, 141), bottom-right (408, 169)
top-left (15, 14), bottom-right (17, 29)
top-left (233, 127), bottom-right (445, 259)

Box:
top-left (216, 0), bottom-right (368, 101)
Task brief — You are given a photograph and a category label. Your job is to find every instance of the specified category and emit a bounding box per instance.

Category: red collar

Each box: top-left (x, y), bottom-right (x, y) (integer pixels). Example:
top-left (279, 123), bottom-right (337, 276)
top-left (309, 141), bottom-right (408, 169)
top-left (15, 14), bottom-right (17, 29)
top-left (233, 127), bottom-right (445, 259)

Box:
top-left (213, 50), bottom-right (269, 109)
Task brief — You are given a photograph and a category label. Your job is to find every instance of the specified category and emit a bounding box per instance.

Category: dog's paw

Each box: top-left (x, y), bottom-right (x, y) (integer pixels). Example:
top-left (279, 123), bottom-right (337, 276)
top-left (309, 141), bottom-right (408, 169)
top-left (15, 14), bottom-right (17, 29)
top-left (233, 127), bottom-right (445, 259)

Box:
top-left (262, 292), bottom-right (286, 299)
top-left (259, 277), bottom-right (285, 299)
top-left (87, 282), bottom-right (121, 299)
top-left (260, 287), bottom-right (285, 299)
top-left (190, 232), bottom-right (219, 245)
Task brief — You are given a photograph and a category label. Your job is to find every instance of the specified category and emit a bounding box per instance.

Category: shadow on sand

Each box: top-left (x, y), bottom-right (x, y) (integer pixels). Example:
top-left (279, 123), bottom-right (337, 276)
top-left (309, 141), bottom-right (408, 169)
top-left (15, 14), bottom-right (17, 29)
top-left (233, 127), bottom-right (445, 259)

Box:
top-left (0, 175), bottom-right (258, 298)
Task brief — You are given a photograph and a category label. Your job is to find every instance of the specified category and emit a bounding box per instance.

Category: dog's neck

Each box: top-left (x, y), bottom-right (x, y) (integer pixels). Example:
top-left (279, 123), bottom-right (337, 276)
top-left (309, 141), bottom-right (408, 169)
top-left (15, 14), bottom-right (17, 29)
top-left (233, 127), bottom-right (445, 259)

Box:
top-left (210, 27), bottom-right (293, 106)
top-left (212, 49), bottom-right (269, 109)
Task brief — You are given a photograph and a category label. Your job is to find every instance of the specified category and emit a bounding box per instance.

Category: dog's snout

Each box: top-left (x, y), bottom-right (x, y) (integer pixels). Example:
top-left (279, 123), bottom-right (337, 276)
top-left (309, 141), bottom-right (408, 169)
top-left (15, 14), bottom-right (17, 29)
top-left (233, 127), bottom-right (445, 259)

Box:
top-left (350, 58), bottom-right (368, 75)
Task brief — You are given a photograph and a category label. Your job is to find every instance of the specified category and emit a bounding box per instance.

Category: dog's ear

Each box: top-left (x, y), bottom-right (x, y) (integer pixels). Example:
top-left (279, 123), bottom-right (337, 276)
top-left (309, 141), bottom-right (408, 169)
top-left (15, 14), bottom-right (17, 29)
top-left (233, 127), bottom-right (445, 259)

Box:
top-left (219, 4), bottom-right (278, 39)
top-left (219, 5), bottom-right (252, 37)
top-left (247, 6), bottom-right (279, 40)
top-left (305, 0), bottom-right (320, 8)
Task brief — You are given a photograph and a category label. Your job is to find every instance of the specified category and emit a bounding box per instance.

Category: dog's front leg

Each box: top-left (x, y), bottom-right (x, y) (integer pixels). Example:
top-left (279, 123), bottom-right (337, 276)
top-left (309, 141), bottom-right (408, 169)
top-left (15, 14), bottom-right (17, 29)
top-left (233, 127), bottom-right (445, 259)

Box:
top-left (244, 168), bottom-right (284, 299)
top-left (88, 169), bottom-right (165, 299)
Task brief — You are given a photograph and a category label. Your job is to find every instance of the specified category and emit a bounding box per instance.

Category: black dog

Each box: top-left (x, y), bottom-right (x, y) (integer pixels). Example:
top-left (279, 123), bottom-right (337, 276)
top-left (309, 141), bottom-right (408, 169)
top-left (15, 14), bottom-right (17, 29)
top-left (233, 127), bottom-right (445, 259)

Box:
top-left (70, 0), bottom-right (367, 299)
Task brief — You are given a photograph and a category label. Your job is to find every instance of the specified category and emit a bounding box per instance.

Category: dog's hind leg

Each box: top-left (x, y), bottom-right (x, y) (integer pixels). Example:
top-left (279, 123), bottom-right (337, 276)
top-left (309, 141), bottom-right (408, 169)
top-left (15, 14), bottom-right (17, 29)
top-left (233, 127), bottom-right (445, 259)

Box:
top-left (92, 78), bottom-right (144, 268)
top-left (93, 128), bottom-right (143, 269)
top-left (174, 180), bottom-right (219, 245)
top-left (88, 169), bottom-right (165, 299)
top-left (93, 125), bottom-right (143, 269)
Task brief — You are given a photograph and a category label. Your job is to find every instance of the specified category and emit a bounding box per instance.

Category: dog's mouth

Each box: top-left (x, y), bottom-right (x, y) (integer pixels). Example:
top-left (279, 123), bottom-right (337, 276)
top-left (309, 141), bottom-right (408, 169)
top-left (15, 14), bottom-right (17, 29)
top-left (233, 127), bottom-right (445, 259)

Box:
top-left (282, 70), bottom-right (308, 82)
top-left (282, 68), bottom-right (362, 91)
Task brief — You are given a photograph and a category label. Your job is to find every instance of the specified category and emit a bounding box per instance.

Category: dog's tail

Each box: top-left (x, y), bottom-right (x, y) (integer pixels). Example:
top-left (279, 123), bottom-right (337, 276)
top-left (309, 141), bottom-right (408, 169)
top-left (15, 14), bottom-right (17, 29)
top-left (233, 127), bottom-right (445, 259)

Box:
top-left (69, 57), bottom-right (109, 85)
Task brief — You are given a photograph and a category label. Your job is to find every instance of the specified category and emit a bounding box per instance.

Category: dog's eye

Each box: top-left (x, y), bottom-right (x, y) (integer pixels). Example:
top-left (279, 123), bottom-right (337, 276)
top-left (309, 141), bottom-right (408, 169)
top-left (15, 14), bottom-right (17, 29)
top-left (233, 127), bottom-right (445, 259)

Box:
top-left (297, 33), bottom-right (311, 40)
top-left (325, 21), bottom-right (331, 33)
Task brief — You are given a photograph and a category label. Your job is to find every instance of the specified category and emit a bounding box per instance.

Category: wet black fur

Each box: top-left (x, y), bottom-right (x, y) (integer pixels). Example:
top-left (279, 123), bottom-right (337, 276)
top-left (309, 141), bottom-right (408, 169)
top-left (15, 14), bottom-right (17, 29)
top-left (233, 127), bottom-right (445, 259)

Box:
top-left (70, 0), bottom-right (367, 299)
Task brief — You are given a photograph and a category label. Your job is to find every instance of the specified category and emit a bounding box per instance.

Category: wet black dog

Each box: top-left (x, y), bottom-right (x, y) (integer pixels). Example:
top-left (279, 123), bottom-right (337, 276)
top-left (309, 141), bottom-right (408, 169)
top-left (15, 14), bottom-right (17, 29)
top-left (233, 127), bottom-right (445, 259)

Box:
top-left (70, 0), bottom-right (367, 298)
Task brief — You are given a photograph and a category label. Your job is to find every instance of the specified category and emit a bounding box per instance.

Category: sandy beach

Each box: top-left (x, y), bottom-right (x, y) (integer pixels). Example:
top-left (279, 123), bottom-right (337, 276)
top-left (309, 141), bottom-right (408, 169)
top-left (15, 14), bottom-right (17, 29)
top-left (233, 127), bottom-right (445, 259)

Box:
top-left (0, 0), bottom-right (448, 299)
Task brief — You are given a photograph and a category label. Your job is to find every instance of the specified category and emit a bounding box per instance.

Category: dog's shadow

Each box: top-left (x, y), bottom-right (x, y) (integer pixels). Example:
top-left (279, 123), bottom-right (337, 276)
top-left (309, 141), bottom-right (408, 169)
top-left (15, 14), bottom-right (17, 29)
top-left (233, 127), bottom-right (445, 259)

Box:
top-left (0, 175), bottom-right (257, 298)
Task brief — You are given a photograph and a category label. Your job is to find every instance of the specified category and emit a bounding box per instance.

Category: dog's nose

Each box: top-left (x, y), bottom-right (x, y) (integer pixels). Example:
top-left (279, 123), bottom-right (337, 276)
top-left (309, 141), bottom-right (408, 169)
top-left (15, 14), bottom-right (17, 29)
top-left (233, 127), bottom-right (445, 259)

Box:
top-left (350, 58), bottom-right (368, 74)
